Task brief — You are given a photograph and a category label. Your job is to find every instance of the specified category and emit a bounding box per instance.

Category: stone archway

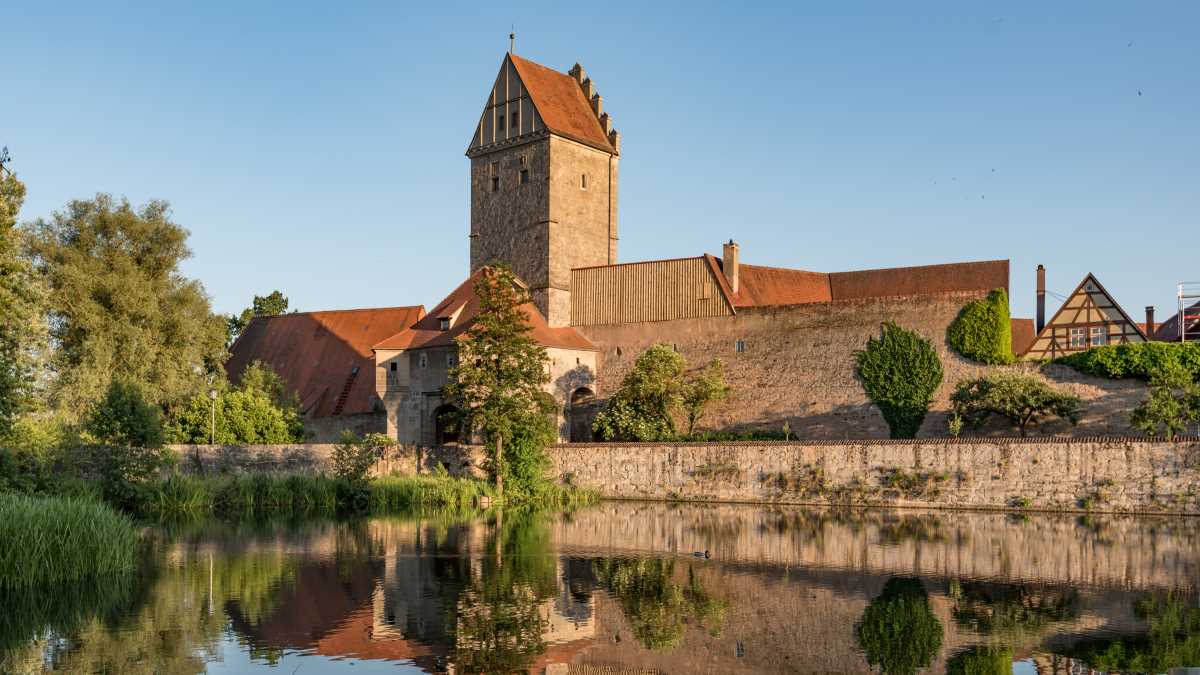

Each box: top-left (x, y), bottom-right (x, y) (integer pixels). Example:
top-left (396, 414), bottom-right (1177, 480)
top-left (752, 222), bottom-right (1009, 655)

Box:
top-left (568, 387), bottom-right (596, 443)
top-left (433, 404), bottom-right (461, 445)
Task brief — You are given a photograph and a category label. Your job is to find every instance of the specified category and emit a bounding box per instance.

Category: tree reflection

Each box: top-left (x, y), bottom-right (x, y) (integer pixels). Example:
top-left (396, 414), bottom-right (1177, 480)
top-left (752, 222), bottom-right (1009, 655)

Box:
top-left (593, 557), bottom-right (727, 651)
top-left (949, 580), bottom-right (1079, 640)
top-left (452, 509), bottom-right (558, 674)
top-left (856, 577), bottom-right (943, 675)
top-left (946, 645), bottom-right (1012, 675)
top-left (1066, 591), bottom-right (1200, 671)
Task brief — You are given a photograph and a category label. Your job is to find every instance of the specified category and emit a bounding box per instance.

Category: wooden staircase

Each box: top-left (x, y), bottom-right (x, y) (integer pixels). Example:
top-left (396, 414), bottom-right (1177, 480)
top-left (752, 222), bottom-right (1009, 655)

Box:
top-left (331, 366), bottom-right (359, 416)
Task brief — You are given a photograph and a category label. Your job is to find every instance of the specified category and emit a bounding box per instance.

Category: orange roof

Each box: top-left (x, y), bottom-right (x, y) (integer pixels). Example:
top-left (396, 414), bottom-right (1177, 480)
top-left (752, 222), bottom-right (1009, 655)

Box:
top-left (828, 259), bottom-right (1009, 301)
top-left (374, 268), bottom-right (596, 352)
top-left (733, 263), bottom-right (833, 307)
top-left (1010, 318), bottom-right (1035, 356)
top-left (509, 54), bottom-right (616, 154)
top-left (227, 306), bottom-right (424, 417)
top-left (707, 257), bottom-right (1009, 309)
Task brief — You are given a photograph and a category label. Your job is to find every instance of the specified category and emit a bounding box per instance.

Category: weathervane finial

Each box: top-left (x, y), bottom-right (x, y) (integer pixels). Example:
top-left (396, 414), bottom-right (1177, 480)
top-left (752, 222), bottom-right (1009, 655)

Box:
top-left (509, 27), bottom-right (515, 54)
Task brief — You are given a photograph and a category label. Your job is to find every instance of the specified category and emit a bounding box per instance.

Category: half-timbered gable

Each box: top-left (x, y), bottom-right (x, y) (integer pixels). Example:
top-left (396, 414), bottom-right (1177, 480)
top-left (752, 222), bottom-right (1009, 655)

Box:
top-left (1022, 274), bottom-right (1146, 359)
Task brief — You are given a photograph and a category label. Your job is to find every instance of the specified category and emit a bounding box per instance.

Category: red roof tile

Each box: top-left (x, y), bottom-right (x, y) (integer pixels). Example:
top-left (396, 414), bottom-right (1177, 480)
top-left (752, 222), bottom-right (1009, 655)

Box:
top-left (732, 263), bottom-right (832, 307)
top-left (1010, 318), bottom-right (1035, 356)
top-left (509, 54), bottom-right (616, 154)
top-left (829, 259), bottom-right (1009, 301)
top-left (373, 268), bottom-right (596, 352)
top-left (227, 306), bottom-right (424, 418)
top-left (1152, 300), bottom-right (1200, 341)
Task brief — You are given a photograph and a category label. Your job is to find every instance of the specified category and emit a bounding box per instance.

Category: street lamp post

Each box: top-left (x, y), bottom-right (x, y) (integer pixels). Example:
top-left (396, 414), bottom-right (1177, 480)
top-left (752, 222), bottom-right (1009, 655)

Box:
top-left (208, 389), bottom-right (217, 444)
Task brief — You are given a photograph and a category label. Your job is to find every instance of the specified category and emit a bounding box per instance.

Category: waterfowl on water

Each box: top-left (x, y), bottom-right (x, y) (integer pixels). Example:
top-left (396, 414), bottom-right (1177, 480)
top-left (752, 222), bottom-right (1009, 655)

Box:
top-left (693, 549), bottom-right (710, 558)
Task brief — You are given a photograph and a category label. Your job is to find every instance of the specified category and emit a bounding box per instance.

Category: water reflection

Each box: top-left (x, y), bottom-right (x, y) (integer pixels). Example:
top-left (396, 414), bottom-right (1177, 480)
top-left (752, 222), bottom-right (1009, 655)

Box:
top-left (1, 503), bottom-right (1198, 673)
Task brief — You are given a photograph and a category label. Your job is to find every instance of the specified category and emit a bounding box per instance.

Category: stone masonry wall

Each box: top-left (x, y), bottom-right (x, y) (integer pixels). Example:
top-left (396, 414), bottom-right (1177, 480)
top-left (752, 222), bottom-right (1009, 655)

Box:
top-left (551, 438), bottom-right (1200, 514)
top-left (576, 292), bottom-right (1148, 438)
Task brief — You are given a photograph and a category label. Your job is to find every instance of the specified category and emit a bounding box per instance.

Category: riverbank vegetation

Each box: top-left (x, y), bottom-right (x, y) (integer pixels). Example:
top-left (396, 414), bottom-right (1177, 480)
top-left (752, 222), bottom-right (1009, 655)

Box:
top-left (0, 493), bottom-right (137, 588)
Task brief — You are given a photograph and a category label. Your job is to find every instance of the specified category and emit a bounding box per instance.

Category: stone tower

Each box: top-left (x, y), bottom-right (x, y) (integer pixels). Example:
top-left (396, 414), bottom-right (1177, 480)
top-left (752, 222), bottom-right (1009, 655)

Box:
top-left (467, 53), bottom-right (619, 327)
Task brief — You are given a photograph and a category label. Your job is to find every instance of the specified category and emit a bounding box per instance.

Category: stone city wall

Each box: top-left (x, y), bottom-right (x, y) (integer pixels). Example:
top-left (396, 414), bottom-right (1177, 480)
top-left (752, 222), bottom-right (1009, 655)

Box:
top-left (575, 292), bottom-right (1148, 439)
top-left (551, 437), bottom-right (1200, 514)
top-left (174, 437), bottom-right (1200, 514)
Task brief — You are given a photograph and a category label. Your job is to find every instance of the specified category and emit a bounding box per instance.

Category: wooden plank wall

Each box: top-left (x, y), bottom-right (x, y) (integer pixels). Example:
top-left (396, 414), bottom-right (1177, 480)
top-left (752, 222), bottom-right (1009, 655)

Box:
top-left (570, 257), bottom-right (732, 326)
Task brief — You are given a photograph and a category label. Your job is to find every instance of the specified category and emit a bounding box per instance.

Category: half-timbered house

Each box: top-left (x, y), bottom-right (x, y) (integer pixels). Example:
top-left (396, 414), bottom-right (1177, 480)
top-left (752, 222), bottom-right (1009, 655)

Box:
top-left (1021, 273), bottom-right (1147, 359)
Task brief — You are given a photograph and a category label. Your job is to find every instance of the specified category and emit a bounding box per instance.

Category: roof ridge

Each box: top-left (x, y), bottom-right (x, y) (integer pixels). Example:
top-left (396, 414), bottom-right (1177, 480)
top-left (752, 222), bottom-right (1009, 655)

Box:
top-left (255, 305), bottom-right (424, 319)
top-left (829, 258), bottom-right (1010, 276)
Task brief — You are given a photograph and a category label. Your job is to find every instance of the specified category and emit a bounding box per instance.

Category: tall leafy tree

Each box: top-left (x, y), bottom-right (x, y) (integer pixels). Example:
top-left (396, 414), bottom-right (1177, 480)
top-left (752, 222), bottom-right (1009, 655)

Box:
top-left (0, 150), bottom-right (46, 437)
top-left (227, 290), bottom-right (289, 345)
top-left (592, 344), bottom-right (686, 441)
top-left (444, 266), bottom-right (556, 498)
top-left (856, 323), bottom-right (943, 438)
top-left (23, 195), bottom-right (226, 418)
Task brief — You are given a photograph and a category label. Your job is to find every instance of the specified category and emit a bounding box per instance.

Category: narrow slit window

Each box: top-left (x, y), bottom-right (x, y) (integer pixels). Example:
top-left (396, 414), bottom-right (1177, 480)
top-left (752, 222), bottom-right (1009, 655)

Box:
top-left (520, 169), bottom-right (529, 184)
top-left (496, 111), bottom-right (505, 132)
top-left (580, 174), bottom-right (588, 189)
top-left (510, 111), bottom-right (520, 130)
top-left (419, 353), bottom-right (428, 369)
top-left (491, 176), bottom-right (499, 192)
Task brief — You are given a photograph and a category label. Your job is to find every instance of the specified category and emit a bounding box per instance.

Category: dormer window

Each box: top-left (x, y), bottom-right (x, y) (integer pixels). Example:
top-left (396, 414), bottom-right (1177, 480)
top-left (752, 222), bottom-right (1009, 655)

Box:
top-left (439, 317), bottom-right (451, 331)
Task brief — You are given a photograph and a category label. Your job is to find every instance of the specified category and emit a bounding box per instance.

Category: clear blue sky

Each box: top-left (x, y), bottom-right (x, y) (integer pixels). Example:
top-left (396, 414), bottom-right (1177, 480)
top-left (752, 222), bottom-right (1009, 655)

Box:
top-left (4, 1), bottom-right (1197, 321)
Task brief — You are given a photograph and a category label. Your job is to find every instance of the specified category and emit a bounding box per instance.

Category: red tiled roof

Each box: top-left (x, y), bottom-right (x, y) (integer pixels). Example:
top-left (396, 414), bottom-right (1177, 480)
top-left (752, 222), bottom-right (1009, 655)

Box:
top-left (828, 260), bottom-right (1009, 301)
top-left (227, 306), bottom-right (424, 418)
top-left (1010, 318), bottom-right (1035, 356)
top-left (732, 263), bottom-right (833, 307)
top-left (706, 256), bottom-right (1009, 309)
top-left (509, 54), bottom-right (616, 154)
top-left (374, 268), bottom-right (596, 352)
top-left (1152, 300), bottom-right (1200, 341)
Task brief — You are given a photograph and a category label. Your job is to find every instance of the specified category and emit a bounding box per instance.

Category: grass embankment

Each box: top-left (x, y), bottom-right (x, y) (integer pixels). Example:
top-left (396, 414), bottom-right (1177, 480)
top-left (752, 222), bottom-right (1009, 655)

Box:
top-left (142, 473), bottom-right (598, 519)
top-left (0, 493), bottom-right (138, 589)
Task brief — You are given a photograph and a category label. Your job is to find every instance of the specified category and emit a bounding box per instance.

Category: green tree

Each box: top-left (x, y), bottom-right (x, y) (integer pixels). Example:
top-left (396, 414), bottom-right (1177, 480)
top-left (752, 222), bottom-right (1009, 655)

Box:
top-left (85, 379), bottom-right (164, 449)
top-left (23, 195), bottom-right (227, 418)
top-left (947, 288), bottom-right (1014, 365)
top-left (856, 577), bottom-right (944, 675)
top-left (0, 153), bottom-right (46, 439)
top-left (950, 374), bottom-right (1083, 437)
top-left (444, 266), bottom-right (557, 498)
top-left (681, 358), bottom-right (731, 435)
top-left (169, 362), bottom-right (305, 444)
top-left (946, 646), bottom-right (1013, 675)
top-left (227, 290), bottom-right (290, 345)
top-left (1131, 362), bottom-right (1200, 440)
top-left (856, 323), bottom-right (944, 438)
top-left (235, 360), bottom-right (299, 410)
top-left (593, 344), bottom-right (686, 441)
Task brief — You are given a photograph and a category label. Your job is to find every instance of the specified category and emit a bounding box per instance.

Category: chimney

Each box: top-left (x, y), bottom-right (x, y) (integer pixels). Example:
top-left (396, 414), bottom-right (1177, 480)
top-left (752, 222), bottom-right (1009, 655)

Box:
top-left (1145, 306), bottom-right (1155, 337)
top-left (722, 240), bottom-right (740, 294)
top-left (591, 93), bottom-right (602, 117)
top-left (1036, 265), bottom-right (1046, 333)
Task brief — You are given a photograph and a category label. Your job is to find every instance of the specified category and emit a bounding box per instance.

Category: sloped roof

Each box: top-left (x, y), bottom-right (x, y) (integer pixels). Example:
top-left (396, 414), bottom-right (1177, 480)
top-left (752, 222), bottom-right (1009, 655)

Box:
top-left (828, 260), bottom-right (1010, 301)
top-left (1152, 300), bottom-right (1200, 341)
top-left (509, 54), bottom-right (616, 154)
top-left (1010, 318), bottom-right (1036, 356)
top-left (227, 306), bottom-right (424, 418)
top-left (1019, 273), bottom-right (1147, 358)
top-left (707, 257), bottom-right (1009, 309)
top-left (374, 268), bottom-right (596, 352)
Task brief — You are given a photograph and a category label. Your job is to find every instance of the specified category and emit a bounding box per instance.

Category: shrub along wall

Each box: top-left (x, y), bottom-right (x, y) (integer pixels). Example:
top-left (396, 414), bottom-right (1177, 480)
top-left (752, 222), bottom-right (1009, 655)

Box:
top-left (549, 438), bottom-right (1200, 514)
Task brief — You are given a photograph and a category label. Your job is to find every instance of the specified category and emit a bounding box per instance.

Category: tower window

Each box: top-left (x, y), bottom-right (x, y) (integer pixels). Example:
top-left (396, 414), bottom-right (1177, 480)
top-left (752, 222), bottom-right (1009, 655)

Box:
top-left (520, 169), bottom-right (529, 184)
top-left (491, 176), bottom-right (499, 192)
top-left (580, 174), bottom-right (588, 189)
top-left (519, 154), bottom-right (528, 166)
top-left (510, 111), bottom-right (520, 130)
top-left (419, 353), bottom-right (428, 369)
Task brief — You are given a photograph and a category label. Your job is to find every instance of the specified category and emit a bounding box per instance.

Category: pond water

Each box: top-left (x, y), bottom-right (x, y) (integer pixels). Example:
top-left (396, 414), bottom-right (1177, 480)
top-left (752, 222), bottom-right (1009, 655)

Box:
top-left (3, 502), bottom-right (1200, 674)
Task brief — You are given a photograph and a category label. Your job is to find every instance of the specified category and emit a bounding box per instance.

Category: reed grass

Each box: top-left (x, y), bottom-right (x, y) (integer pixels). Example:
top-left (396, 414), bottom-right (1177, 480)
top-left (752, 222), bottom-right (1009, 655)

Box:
top-left (140, 472), bottom-right (597, 520)
top-left (0, 493), bottom-right (138, 589)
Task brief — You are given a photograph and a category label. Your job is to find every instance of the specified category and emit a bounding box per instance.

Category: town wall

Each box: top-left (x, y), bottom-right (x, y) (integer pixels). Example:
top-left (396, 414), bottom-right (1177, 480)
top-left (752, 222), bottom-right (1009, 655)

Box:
top-left (173, 437), bottom-right (1200, 514)
top-left (550, 438), bottom-right (1200, 513)
top-left (575, 292), bottom-right (1148, 438)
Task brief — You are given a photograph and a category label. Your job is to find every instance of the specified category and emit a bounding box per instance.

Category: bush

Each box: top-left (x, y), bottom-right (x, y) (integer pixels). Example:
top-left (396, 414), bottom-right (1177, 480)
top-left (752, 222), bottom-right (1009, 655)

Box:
top-left (593, 344), bottom-right (686, 441)
top-left (946, 646), bottom-right (1013, 675)
top-left (85, 379), bottom-right (164, 448)
top-left (0, 493), bottom-right (137, 588)
top-left (169, 390), bottom-right (304, 444)
top-left (951, 374), bottom-right (1083, 436)
top-left (1131, 363), bottom-right (1200, 440)
top-left (1056, 342), bottom-right (1200, 380)
top-left (856, 323), bottom-right (944, 438)
top-left (947, 289), bottom-right (1014, 365)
